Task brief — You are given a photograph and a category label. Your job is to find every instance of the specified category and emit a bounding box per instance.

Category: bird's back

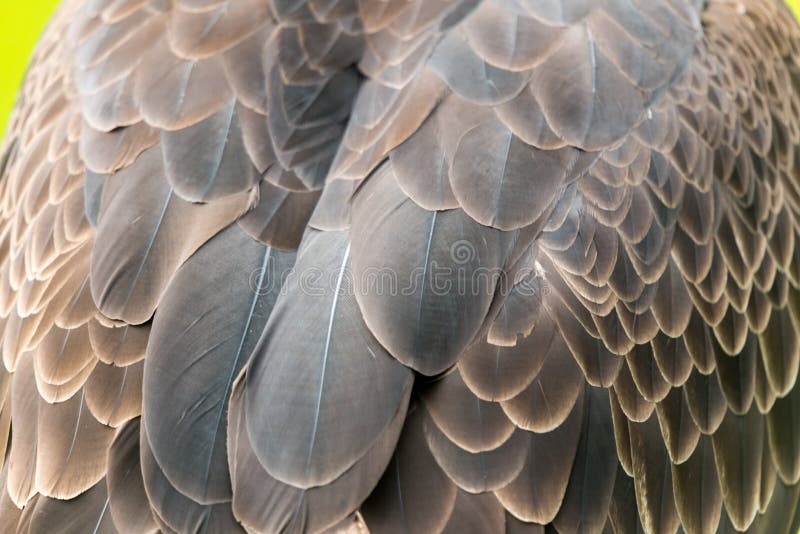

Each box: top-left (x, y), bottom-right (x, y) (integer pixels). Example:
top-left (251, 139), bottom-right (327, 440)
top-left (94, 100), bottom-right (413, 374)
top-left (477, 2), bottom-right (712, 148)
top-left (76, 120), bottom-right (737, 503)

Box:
top-left (1, 0), bottom-right (800, 533)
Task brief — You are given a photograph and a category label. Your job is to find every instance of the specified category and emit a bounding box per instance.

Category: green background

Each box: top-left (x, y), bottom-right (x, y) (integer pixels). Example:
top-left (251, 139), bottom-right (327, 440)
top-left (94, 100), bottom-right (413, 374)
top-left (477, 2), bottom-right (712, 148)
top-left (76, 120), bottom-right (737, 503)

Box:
top-left (0, 0), bottom-right (60, 135)
top-left (2, 1), bottom-right (800, 133)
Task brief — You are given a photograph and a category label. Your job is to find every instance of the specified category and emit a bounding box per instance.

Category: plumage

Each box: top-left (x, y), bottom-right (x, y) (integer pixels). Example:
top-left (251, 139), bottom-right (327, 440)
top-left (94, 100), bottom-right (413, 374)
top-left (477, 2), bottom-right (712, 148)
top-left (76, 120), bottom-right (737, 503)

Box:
top-left (628, 414), bottom-right (680, 534)
top-left (655, 386), bottom-right (701, 465)
top-left (349, 164), bottom-right (513, 375)
top-left (24, 478), bottom-right (116, 534)
top-left (106, 419), bottom-right (158, 534)
top-left (767, 380), bottom-right (800, 484)
top-left (711, 406), bottom-right (765, 531)
top-left (360, 403), bottom-right (458, 534)
top-left (242, 229), bottom-right (413, 488)
top-left (440, 491), bottom-right (506, 534)
top-left (90, 146), bottom-right (254, 324)
top-left (160, 100), bottom-right (261, 202)
top-left (139, 423), bottom-right (243, 534)
top-left (671, 435), bottom-right (723, 534)
top-left (500, 328), bottom-right (586, 432)
top-left (7, 354), bottom-right (39, 506)
top-left (35, 389), bottom-right (115, 499)
top-left (552, 386), bottom-right (618, 534)
top-left (495, 391), bottom-right (583, 524)
top-left (84, 359), bottom-right (143, 427)
top-left (227, 372), bottom-right (403, 533)
top-left (424, 412), bottom-right (529, 493)
top-left (458, 311), bottom-right (555, 402)
top-left (3, 0), bottom-right (800, 532)
top-left (143, 225), bottom-right (292, 503)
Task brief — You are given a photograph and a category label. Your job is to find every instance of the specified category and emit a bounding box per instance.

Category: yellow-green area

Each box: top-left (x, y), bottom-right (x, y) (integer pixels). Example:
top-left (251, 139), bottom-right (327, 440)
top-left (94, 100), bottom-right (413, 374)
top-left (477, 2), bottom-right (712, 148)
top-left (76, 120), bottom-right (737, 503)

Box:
top-left (0, 0), bottom-right (59, 135)
top-left (791, 0), bottom-right (800, 21)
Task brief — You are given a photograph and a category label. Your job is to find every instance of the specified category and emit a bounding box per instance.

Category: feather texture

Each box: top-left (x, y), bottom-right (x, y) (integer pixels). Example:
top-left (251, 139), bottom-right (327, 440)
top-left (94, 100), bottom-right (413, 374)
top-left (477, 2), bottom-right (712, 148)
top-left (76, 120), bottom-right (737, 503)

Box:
top-left (144, 225), bottom-right (293, 503)
top-left (3, 0), bottom-right (800, 532)
top-left (243, 229), bottom-right (413, 488)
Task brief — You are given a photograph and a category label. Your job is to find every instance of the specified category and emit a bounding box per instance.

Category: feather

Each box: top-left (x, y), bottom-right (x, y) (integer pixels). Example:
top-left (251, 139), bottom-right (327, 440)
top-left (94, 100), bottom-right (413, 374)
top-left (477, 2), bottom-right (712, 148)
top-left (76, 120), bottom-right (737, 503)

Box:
top-left (83, 173), bottom-right (106, 228)
top-left (88, 320), bottom-right (149, 367)
top-left (79, 122), bottom-right (158, 175)
top-left (549, 298), bottom-right (623, 387)
top-left (84, 359), bottom-right (143, 427)
top-left (222, 27), bottom-right (270, 113)
top-left (441, 491), bottom-right (505, 534)
top-left (749, 480), bottom-right (800, 534)
top-left (0, 468), bottom-right (23, 532)
top-left (349, 164), bottom-right (513, 375)
top-left (428, 29), bottom-right (531, 105)
top-left (424, 413), bottom-right (530, 493)
top-left (329, 71), bottom-right (446, 181)
top-left (0, 369), bottom-right (11, 470)
top-left (161, 100), bottom-right (261, 202)
top-left (655, 387), bottom-right (700, 465)
top-left (553, 385), bottom-right (618, 534)
top-left (760, 424), bottom-right (778, 514)
top-left (758, 306), bottom-right (800, 397)
top-left (528, 25), bottom-right (645, 151)
top-left (308, 178), bottom-right (358, 231)
top-left (450, 116), bottom-right (598, 230)
top-left (458, 312), bottom-right (556, 403)
top-left (25, 478), bottom-right (115, 534)
top-left (144, 225), bottom-right (294, 503)
top-left (243, 229), bottom-right (413, 487)
top-left (671, 435), bottom-right (723, 534)
top-left (484, 268), bottom-right (549, 347)
top-left (684, 368), bottom-right (727, 435)
top-left (32, 324), bottom-right (94, 392)
top-left (237, 180), bottom-right (321, 250)
top-left (613, 359), bottom-right (655, 423)
top-left (608, 465), bottom-right (645, 534)
top-left (711, 406), bottom-right (764, 531)
top-left (423, 369), bottom-right (514, 452)
top-left (500, 328), bottom-right (585, 433)
top-left (609, 389), bottom-right (634, 476)
top-left (651, 260), bottom-right (693, 337)
top-left (651, 333), bottom-right (693, 388)
top-left (626, 343), bottom-right (671, 404)
top-left (139, 424), bottom-right (243, 534)
top-left (166, 0), bottom-right (270, 59)
top-left (227, 372), bottom-right (406, 533)
top-left (505, 513), bottom-right (544, 534)
top-left (714, 331), bottom-right (757, 415)
top-left (754, 349), bottom-right (777, 415)
top-left (390, 114), bottom-right (459, 212)
top-left (4, 1), bottom-right (800, 532)
top-left (463, 3), bottom-right (565, 72)
top-left (495, 391), bottom-right (583, 524)
top-left (133, 41), bottom-right (233, 130)
top-left (361, 403), bottom-right (458, 534)
top-left (628, 414), bottom-right (680, 534)
top-left (107, 419), bottom-right (157, 534)
top-left (35, 388), bottom-right (115, 499)
top-left (236, 105), bottom-right (277, 172)
top-left (90, 146), bottom-right (253, 324)
top-left (766, 379), bottom-right (800, 484)
top-left (7, 354), bottom-right (38, 506)
top-left (683, 309), bottom-right (717, 375)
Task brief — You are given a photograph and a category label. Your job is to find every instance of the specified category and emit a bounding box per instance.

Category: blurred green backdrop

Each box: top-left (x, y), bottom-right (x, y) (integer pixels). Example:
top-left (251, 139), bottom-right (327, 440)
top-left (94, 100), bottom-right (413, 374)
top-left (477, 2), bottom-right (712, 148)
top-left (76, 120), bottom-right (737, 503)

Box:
top-left (1, 1), bottom-right (800, 132)
top-left (0, 0), bottom-right (60, 135)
